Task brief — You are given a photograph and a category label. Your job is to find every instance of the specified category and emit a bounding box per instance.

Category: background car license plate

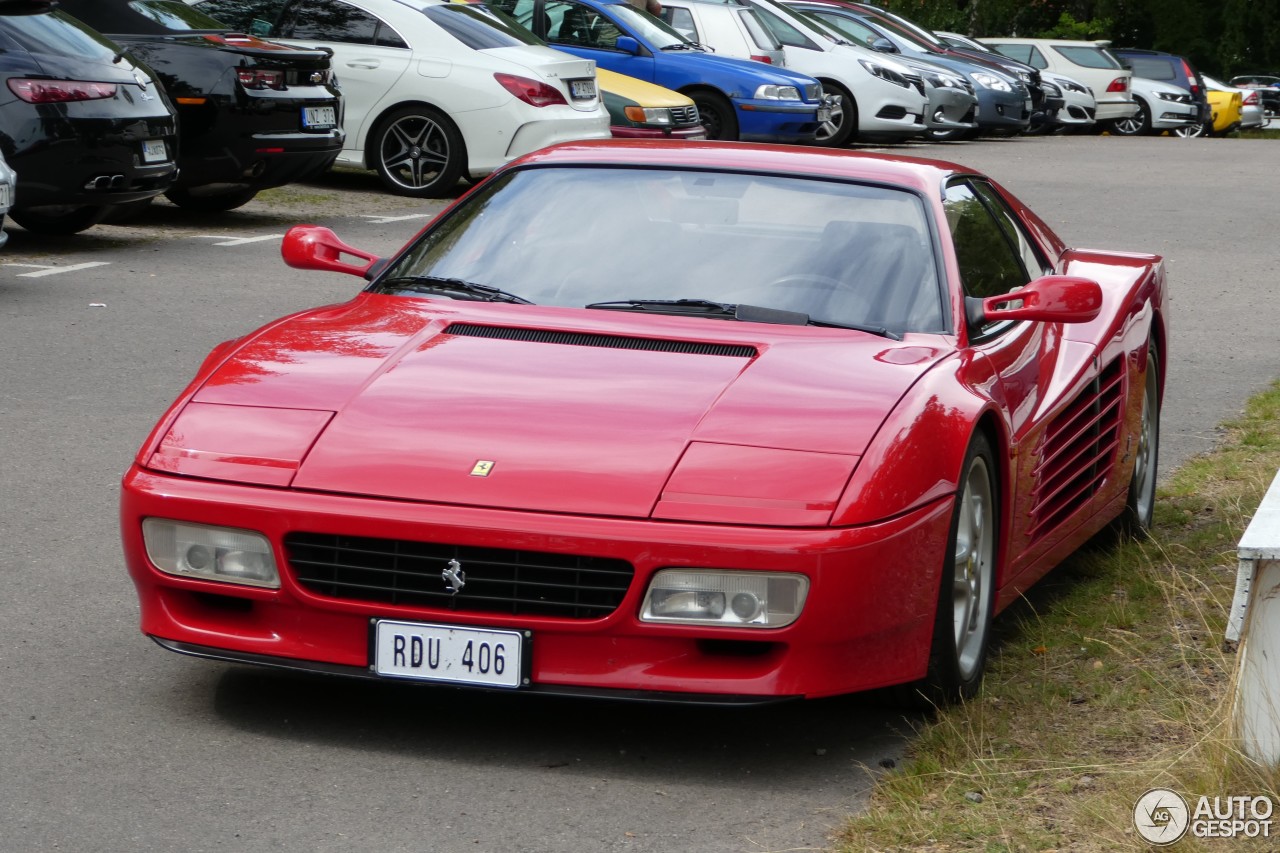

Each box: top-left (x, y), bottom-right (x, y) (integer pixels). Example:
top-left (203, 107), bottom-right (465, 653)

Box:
top-left (141, 139), bottom-right (168, 163)
top-left (302, 105), bottom-right (337, 129)
top-left (817, 107), bottom-right (831, 123)
top-left (569, 79), bottom-right (596, 100)
top-left (0, 184), bottom-right (11, 209)
top-left (373, 620), bottom-right (523, 688)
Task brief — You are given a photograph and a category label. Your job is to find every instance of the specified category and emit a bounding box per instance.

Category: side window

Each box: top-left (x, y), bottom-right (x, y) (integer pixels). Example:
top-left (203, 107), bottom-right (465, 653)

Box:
top-left (545, 0), bottom-right (621, 49)
top-left (943, 181), bottom-right (1030, 323)
top-left (661, 7), bottom-right (697, 41)
top-left (990, 43), bottom-right (1031, 64)
top-left (1027, 46), bottom-right (1048, 69)
top-left (281, 0), bottom-right (381, 44)
top-left (970, 181), bottom-right (1049, 279)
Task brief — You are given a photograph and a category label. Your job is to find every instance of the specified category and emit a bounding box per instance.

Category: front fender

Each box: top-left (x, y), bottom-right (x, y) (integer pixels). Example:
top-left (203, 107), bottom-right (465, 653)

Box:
top-left (831, 351), bottom-right (1001, 526)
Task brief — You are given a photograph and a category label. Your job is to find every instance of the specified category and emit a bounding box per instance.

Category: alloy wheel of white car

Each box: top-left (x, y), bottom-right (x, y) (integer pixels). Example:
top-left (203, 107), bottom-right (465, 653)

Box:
top-left (373, 106), bottom-right (465, 198)
top-left (812, 82), bottom-right (853, 146)
top-left (1173, 121), bottom-right (1207, 138)
top-left (1111, 97), bottom-right (1150, 135)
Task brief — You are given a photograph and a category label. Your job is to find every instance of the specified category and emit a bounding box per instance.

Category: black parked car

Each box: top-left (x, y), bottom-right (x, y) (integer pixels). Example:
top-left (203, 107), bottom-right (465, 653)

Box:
top-left (57, 0), bottom-right (343, 212)
top-left (0, 0), bottom-right (178, 234)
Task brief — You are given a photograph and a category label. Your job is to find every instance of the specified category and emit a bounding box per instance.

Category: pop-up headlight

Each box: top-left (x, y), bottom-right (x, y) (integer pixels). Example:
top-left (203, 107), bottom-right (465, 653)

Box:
top-left (640, 570), bottom-right (808, 627)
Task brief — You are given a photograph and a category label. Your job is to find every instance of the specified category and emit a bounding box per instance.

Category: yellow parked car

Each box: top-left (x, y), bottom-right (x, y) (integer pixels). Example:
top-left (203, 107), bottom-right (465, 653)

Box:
top-left (1204, 87), bottom-right (1242, 135)
top-left (597, 69), bottom-right (707, 140)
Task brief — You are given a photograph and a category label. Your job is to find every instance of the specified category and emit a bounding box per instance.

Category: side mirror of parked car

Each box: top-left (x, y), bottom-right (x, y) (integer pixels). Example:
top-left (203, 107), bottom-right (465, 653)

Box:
top-left (968, 275), bottom-right (1103, 326)
top-left (615, 36), bottom-right (641, 55)
top-left (281, 225), bottom-right (383, 279)
top-left (870, 37), bottom-right (897, 54)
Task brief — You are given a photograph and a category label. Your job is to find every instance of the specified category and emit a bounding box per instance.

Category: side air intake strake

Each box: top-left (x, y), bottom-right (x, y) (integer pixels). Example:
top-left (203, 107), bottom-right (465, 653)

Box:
top-left (1027, 358), bottom-right (1125, 539)
top-left (444, 323), bottom-right (757, 358)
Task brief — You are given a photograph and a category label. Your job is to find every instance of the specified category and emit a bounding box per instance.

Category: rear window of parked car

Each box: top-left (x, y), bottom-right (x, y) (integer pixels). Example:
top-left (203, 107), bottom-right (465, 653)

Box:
top-left (1053, 45), bottom-right (1121, 69)
top-left (424, 4), bottom-right (542, 49)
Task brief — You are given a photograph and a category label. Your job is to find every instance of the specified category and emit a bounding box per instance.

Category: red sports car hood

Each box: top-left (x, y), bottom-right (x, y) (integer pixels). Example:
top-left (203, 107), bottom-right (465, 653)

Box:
top-left (178, 297), bottom-right (947, 518)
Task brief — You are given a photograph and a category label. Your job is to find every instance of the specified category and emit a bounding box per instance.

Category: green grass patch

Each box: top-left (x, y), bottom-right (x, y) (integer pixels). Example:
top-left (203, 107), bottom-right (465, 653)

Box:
top-left (1238, 128), bottom-right (1280, 140)
top-left (837, 382), bottom-right (1280, 851)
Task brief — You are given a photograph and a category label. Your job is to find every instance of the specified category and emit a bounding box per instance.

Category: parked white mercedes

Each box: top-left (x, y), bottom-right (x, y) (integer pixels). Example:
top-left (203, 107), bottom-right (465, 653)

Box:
top-left (192, 0), bottom-right (611, 196)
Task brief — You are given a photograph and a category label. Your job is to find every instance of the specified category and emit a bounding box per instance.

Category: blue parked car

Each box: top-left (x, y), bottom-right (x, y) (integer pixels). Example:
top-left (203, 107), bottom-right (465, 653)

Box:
top-left (485, 0), bottom-right (828, 142)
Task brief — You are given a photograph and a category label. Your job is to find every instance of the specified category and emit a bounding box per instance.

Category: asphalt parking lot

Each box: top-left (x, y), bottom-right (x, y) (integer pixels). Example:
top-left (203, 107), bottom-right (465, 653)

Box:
top-left (1, 135), bottom-right (1277, 852)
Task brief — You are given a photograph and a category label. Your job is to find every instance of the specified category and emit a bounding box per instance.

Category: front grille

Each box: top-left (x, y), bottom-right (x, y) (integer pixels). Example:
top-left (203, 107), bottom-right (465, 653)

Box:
top-left (286, 533), bottom-right (635, 619)
top-left (669, 104), bottom-right (701, 126)
top-left (906, 75), bottom-right (926, 97)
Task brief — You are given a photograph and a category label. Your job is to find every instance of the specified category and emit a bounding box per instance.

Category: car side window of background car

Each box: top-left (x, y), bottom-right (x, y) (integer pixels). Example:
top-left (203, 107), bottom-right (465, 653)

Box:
top-left (662, 7), bottom-right (698, 41)
top-left (545, 0), bottom-right (621, 49)
top-left (279, 0), bottom-right (406, 48)
top-left (943, 181), bottom-right (1031, 328)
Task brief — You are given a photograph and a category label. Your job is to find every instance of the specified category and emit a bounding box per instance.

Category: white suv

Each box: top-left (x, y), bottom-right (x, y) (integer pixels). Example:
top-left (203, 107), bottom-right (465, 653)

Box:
top-left (735, 0), bottom-right (928, 145)
top-left (980, 38), bottom-right (1137, 124)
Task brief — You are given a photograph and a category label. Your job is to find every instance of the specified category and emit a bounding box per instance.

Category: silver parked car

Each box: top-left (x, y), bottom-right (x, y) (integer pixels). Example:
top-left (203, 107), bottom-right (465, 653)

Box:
top-left (0, 150), bottom-right (14, 251)
top-left (658, 0), bottom-right (785, 67)
top-left (1205, 75), bottom-right (1268, 130)
top-left (1112, 76), bottom-right (1201, 135)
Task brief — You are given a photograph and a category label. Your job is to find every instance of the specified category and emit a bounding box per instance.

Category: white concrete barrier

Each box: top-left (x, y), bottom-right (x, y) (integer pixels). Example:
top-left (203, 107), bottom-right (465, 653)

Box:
top-left (1228, 469), bottom-right (1280, 765)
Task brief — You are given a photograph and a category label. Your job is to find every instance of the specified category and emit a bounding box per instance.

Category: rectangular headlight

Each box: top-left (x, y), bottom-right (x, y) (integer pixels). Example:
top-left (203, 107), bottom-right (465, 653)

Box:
top-left (142, 519), bottom-right (280, 589)
top-left (640, 570), bottom-right (807, 628)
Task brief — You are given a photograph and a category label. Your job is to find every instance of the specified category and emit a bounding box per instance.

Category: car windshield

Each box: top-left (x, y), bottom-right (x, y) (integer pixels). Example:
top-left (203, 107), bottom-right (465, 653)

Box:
top-left (375, 167), bottom-right (946, 335)
top-left (127, 0), bottom-right (228, 30)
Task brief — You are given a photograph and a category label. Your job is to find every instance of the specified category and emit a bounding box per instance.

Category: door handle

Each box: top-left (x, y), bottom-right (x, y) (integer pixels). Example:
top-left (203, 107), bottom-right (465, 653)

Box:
top-left (347, 59), bottom-right (380, 69)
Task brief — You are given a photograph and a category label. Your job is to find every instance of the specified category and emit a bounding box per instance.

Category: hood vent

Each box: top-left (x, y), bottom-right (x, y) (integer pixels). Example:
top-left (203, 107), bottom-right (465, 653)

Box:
top-left (445, 323), bottom-right (757, 358)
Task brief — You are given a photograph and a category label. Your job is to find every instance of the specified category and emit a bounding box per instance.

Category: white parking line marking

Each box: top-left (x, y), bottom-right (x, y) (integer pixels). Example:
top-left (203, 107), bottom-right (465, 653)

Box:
top-left (5, 261), bottom-right (111, 278)
top-left (358, 213), bottom-right (431, 224)
top-left (194, 234), bottom-right (285, 246)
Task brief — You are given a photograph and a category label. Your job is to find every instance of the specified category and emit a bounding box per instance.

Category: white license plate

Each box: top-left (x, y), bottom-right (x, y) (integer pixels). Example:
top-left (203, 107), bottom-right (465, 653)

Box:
top-left (141, 139), bottom-right (168, 163)
top-left (569, 79), bottom-right (596, 100)
top-left (373, 619), bottom-right (524, 688)
top-left (0, 183), bottom-right (11, 210)
top-left (302, 105), bottom-right (337, 129)
top-left (817, 107), bottom-right (831, 123)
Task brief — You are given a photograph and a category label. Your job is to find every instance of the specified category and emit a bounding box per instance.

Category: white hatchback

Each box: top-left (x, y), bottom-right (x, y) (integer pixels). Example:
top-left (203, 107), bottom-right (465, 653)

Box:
top-left (194, 0), bottom-right (610, 196)
top-left (980, 37), bottom-right (1137, 124)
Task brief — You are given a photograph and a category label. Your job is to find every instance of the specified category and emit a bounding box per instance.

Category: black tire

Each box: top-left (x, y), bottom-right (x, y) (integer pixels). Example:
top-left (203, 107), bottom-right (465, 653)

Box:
top-left (688, 90), bottom-right (738, 141)
top-left (10, 205), bottom-right (108, 235)
top-left (813, 81), bottom-right (855, 147)
top-left (164, 186), bottom-right (259, 213)
top-left (369, 105), bottom-right (466, 198)
top-left (1110, 97), bottom-right (1151, 136)
top-left (902, 431), bottom-right (999, 707)
top-left (1114, 343), bottom-right (1160, 536)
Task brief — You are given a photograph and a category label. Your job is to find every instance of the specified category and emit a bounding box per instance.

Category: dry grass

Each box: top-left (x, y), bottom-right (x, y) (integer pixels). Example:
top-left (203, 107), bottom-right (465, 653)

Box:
top-left (836, 382), bottom-right (1280, 851)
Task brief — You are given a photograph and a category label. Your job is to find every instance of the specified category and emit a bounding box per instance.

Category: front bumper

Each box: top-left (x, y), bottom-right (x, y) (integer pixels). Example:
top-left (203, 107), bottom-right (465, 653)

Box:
top-left (1148, 99), bottom-right (1200, 130)
top-left (121, 467), bottom-right (954, 700)
top-left (735, 99), bottom-right (821, 143)
top-left (973, 87), bottom-right (1032, 131)
top-left (610, 124), bottom-right (707, 140)
top-left (924, 88), bottom-right (978, 131)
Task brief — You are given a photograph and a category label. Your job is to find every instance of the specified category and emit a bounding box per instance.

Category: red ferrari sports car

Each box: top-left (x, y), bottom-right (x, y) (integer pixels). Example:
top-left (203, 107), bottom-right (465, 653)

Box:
top-left (121, 141), bottom-right (1168, 704)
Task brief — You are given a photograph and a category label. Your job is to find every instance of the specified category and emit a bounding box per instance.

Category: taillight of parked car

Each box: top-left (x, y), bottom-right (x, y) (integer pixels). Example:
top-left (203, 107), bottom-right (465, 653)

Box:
top-left (1242, 90), bottom-right (1260, 106)
top-left (750, 54), bottom-right (773, 64)
top-left (1106, 77), bottom-right (1129, 93)
top-left (1183, 60), bottom-right (1201, 95)
top-left (494, 73), bottom-right (567, 107)
top-left (236, 68), bottom-right (286, 90)
top-left (7, 78), bottom-right (117, 103)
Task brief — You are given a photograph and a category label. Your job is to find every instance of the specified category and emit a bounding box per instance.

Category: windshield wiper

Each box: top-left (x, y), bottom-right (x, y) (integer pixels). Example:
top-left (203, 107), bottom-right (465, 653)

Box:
top-left (659, 42), bottom-right (698, 51)
top-left (585, 298), bottom-right (899, 337)
top-left (380, 275), bottom-right (532, 304)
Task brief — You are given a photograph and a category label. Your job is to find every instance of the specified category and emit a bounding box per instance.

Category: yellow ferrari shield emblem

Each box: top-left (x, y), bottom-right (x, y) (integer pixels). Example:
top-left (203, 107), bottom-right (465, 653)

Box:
top-left (470, 460), bottom-right (495, 477)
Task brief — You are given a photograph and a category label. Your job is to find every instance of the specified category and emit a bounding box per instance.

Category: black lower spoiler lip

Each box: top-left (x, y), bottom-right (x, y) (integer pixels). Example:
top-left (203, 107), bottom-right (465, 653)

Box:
top-left (150, 636), bottom-right (801, 707)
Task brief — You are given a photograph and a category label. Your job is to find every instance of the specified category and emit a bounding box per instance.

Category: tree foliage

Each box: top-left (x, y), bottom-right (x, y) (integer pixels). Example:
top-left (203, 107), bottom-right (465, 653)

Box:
top-left (878, 0), bottom-right (1280, 77)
